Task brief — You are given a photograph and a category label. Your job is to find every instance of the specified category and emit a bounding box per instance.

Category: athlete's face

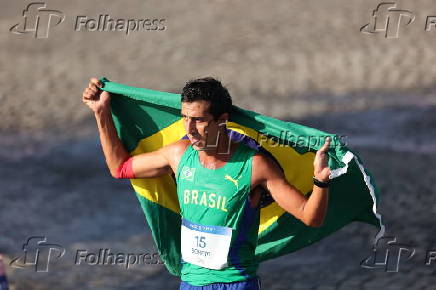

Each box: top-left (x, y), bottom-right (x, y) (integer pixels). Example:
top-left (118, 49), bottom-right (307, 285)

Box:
top-left (181, 100), bottom-right (228, 151)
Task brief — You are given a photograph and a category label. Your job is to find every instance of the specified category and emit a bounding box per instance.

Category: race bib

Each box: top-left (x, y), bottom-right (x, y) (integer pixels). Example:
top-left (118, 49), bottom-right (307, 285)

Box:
top-left (181, 218), bottom-right (232, 270)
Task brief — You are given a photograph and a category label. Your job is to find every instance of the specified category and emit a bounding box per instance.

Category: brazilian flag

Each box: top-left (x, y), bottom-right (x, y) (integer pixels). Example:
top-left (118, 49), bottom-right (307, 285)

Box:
top-left (100, 77), bottom-right (384, 276)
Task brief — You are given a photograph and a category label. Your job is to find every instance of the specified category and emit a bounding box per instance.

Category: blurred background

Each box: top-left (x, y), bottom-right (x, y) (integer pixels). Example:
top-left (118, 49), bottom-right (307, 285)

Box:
top-left (1, 0), bottom-right (436, 289)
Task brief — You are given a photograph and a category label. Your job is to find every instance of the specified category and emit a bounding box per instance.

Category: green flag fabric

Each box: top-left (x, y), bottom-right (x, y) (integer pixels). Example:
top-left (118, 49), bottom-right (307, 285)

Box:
top-left (100, 77), bottom-right (384, 276)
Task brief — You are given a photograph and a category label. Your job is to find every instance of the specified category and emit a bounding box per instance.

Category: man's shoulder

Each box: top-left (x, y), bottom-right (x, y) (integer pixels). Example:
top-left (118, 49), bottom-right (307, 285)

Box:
top-left (158, 139), bottom-right (191, 173)
top-left (252, 151), bottom-right (268, 167)
top-left (161, 139), bottom-right (191, 158)
top-left (252, 150), bottom-right (284, 178)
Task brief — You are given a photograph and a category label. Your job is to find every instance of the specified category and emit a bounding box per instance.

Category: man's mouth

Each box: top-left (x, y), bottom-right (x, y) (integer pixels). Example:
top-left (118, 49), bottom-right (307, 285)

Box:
top-left (188, 135), bottom-right (201, 145)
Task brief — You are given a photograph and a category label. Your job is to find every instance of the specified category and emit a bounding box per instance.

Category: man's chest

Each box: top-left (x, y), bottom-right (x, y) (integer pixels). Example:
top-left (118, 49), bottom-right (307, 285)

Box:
top-left (177, 166), bottom-right (251, 220)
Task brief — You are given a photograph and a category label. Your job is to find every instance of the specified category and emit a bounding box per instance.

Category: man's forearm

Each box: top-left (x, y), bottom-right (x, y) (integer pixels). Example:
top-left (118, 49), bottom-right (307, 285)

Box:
top-left (303, 185), bottom-right (329, 227)
top-left (94, 109), bottom-right (130, 177)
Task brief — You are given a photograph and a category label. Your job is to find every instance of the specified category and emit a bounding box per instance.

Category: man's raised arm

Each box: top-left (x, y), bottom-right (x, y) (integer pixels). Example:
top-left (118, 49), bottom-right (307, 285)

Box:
top-left (82, 78), bottom-right (171, 179)
top-left (252, 138), bottom-right (331, 227)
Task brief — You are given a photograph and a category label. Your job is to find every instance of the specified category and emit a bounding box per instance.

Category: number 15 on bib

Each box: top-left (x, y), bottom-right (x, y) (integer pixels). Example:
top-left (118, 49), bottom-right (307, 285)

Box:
top-left (181, 218), bottom-right (233, 270)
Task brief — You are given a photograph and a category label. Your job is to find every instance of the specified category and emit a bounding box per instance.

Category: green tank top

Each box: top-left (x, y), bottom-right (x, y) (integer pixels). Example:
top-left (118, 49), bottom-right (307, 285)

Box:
top-left (176, 142), bottom-right (260, 286)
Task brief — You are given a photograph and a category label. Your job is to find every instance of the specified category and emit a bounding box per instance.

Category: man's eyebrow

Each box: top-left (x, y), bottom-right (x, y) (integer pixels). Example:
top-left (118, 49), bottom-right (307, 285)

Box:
top-left (181, 114), bottom-right (206, 120)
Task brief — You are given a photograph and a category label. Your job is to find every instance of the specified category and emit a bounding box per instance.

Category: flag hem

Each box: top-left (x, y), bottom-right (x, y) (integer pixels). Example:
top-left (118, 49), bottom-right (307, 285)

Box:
top-left (330, 149), bottom-right (385, 244)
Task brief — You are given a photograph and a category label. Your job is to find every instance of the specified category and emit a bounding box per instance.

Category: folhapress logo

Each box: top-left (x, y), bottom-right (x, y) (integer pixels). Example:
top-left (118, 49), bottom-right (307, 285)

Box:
top-left (9, 236), bottom-right (65, 272)
top-left (360, 2), bottom-right (415, 38)
top-left (361, 237), bottom-right (415, 272)
top-left (10, 2), bottom-right (65, 38)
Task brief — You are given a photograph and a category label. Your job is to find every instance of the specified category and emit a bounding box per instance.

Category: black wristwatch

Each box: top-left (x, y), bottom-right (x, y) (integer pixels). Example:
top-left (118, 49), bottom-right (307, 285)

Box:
top-left (313, 176), bottom-right (330, 188)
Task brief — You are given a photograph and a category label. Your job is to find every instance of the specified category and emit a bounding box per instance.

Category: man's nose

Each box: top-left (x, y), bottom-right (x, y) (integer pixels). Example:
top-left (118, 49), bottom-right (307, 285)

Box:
top-left (186, 119), bottom-right (196, 134)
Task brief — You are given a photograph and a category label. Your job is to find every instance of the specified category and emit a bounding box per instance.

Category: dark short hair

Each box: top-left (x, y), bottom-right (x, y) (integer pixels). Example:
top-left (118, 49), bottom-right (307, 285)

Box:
top-left (181, 77), bottom-right (232, 119)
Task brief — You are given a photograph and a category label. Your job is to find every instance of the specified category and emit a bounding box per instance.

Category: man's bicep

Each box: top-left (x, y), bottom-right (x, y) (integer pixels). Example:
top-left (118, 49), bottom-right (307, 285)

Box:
top-left (131, 149), bottom-right (172, 178)
top-left (256, 154), bottom-right (307, 220)
top-left (265, 176), bottom-right (307, 218)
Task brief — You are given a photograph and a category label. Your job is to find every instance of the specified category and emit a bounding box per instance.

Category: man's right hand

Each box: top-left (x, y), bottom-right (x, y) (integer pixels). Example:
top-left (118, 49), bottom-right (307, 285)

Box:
top-left (82, 78), bottom-right (111, 113)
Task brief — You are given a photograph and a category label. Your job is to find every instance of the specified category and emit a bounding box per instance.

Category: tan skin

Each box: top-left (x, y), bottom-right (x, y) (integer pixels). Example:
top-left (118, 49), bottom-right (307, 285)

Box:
top-left (83, 78), bottom-right (330, 227)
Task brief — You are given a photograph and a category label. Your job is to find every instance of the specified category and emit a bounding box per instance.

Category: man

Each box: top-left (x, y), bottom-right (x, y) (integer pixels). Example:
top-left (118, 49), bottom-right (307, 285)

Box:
top-left (82, 77), bottom-right (331, 289)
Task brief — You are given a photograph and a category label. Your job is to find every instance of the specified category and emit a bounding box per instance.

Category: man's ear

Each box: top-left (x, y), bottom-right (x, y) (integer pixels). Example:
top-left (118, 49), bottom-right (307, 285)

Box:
top-left (217, 113), bottom-right (229, 123)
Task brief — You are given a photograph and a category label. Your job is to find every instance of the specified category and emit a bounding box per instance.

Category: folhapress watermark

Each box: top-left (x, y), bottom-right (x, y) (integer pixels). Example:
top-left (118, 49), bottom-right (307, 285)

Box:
top-left (10, 2), bottom-right (167, 39)
top-left (361, 2), bottom-right (436, 38)
top-left (255, 132), bottom-right (347, 149)
top-left (75, 249), bottom-right (163, 269)
top-left (361, 236), bottom-right (436, 272)
top-left (9, 2), bottom-right (65, 39)
top-left (10, 236), bottom-right (162, 272)
top-left (74, 15), bottom-right (165, 35)
top-left (361, 2), bottom-right (414, 39)
top-left (198, 121), bottom-right (347, 155)
top-left (9, 236), bottom-right (65, 272)
top-left (201, 130), bottom-right (346, 155)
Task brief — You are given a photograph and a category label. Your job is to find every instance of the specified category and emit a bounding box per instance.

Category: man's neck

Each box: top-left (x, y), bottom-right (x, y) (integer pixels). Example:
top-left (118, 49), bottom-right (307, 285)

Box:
top-left (198, 133), bottom-right (235, 161)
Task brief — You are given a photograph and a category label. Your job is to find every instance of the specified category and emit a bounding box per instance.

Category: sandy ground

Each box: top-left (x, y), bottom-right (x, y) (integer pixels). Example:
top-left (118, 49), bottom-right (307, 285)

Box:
top-left (2, 0), bottom-right (436, 133)
top-left (1, 0), bottom-right (436, 289)
top-left (1, 104), bottom-right (436, 290)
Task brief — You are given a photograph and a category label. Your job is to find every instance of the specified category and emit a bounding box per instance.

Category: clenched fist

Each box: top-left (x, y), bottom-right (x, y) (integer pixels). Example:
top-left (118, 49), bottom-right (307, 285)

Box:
top-left (82, 78), bottom-right (111, 113)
